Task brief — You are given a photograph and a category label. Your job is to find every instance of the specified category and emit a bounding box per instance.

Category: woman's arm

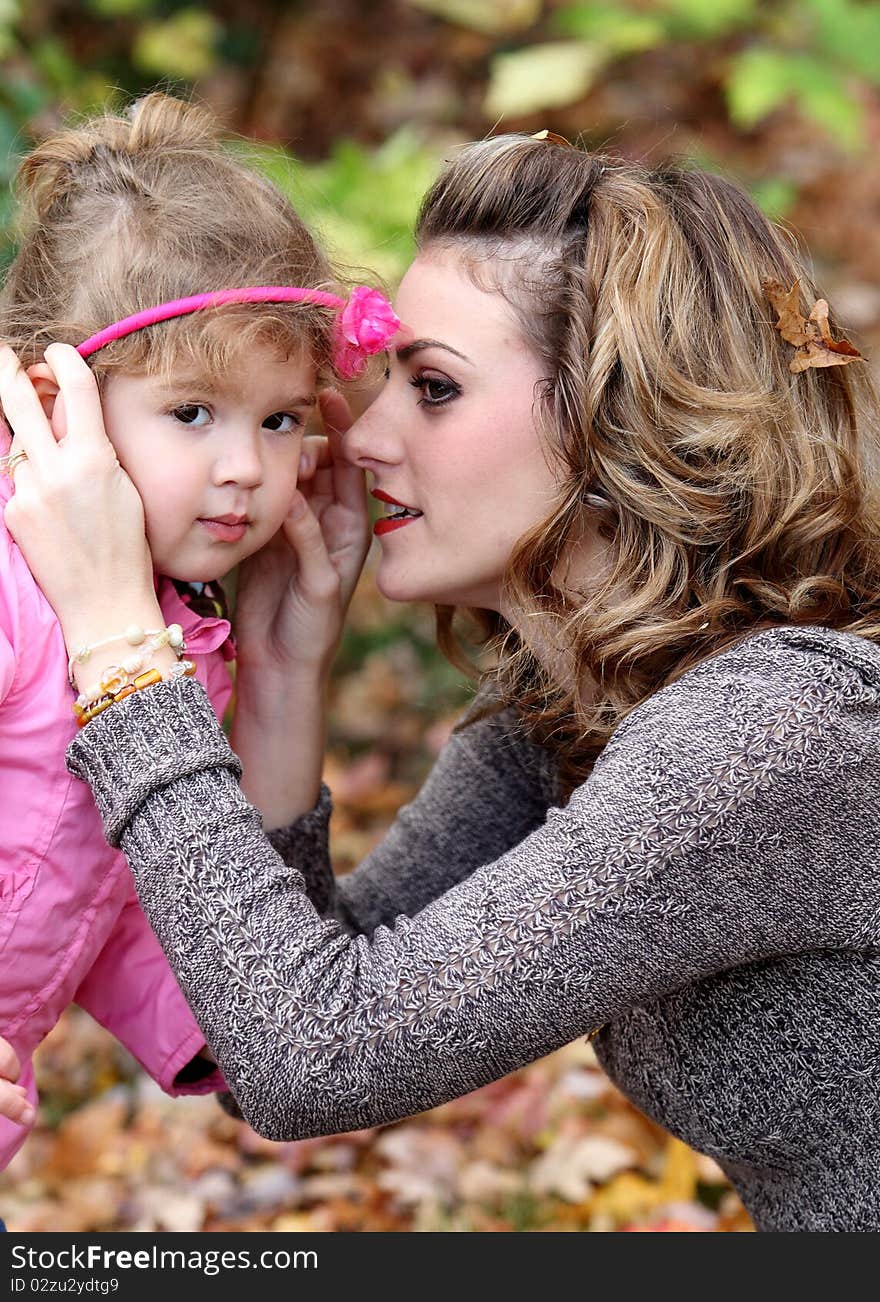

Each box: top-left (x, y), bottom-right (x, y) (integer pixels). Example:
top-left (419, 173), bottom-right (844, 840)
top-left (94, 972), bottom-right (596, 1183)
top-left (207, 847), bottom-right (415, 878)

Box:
top-left (267, 680), bottom-right (559, 934)
top-left (66, 631), bottom-right (855, 1141)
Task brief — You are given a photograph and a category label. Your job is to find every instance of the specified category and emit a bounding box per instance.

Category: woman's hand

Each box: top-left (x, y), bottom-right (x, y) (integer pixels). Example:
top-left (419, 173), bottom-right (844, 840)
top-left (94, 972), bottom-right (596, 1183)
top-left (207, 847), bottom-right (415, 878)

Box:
top-left (233, 388), bottom-right (370, 682)
top-left (230, 390), bottom-right (370, 828)
top-left (0, 1037), bottom-right (34, 1127)
top-left (0, 343), bottom-right (160, 659)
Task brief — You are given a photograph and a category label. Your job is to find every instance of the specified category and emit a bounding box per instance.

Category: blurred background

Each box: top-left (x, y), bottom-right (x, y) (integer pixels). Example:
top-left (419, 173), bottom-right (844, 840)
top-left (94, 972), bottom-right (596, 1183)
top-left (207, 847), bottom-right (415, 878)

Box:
top-left (1, 0), bottom-right (878, 1232)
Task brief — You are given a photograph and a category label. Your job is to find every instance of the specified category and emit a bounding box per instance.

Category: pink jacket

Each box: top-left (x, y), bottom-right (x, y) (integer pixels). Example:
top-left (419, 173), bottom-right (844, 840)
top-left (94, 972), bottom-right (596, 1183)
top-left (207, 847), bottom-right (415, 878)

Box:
top-left (0, 443), bottom-right (232, 1168)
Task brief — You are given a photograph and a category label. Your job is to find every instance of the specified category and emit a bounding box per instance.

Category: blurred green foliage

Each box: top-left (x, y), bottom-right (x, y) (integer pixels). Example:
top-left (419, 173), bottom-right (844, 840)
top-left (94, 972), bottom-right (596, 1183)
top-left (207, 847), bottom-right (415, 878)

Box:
top-left (2, 0), bottom-right (879, 269)
top-left (497, 0), bottom-right (880, 150)
top-left (239, 131), bottom-right (445, 286)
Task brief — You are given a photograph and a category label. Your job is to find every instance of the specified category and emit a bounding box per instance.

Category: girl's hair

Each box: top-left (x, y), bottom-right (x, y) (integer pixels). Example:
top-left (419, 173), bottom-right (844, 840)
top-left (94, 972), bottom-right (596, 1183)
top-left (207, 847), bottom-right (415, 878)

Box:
top-left (416, 134), bottom-right (880, 798)
top-left (0, 92), bottom-right (338, 387)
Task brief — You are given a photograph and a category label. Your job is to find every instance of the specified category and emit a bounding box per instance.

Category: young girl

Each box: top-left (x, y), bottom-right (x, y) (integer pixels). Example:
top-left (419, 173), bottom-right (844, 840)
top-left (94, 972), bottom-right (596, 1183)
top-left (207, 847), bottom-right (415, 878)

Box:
top-left (0, 91), bottom-right (395, 1170)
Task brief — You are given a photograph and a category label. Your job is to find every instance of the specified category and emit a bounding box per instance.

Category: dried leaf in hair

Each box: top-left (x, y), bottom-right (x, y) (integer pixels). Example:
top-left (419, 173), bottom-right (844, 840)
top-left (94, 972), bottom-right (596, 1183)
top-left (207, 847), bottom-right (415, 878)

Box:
top-left (763, 278), bottom-right (864, 373)
top-left (762, 279), bottom-right (810, 347)
top-left (531, 129), bottom-right (575, 147)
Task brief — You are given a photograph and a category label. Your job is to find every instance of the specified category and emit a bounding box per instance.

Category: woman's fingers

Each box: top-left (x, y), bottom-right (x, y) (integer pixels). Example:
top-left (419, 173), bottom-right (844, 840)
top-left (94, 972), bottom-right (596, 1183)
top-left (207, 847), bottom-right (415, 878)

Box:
top-left (318, 389), bottom-right (367, 516)
top-left (0, 342), bottom-right (110, 473)
top-left (303, 378), bottom-right (358, 484)
top-left (318, 388), bottom-right (353, 438)
top-left (329, 423), bottom-right (368, 515)
top-left (0, 344), bottom-right (58, 464)
top-left (42, 344), bottom-right (111, 457)
top-left (281, 492), bottom-right (341, 598)
top-left (298, 435), bottom-right (331, 483)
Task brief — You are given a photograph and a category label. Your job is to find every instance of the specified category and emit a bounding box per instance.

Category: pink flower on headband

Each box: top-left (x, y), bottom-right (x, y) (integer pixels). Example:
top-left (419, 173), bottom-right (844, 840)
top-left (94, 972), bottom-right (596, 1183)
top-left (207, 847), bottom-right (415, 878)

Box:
top-left (334, 286), bottom-right (400, 379)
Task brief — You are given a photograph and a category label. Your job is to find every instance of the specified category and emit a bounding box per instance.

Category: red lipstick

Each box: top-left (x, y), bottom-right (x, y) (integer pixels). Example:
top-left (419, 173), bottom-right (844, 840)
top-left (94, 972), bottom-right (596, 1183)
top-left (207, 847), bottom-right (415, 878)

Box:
top-left (374, 515), bottom-right (420, 536)
top-left (371, 488), bottom-right (422, 537)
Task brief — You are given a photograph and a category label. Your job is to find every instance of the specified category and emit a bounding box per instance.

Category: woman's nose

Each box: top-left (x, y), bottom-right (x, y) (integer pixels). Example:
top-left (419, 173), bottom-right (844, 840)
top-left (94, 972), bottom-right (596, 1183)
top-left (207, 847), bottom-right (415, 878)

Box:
top-left (343, 401), bottom-right (399, 469)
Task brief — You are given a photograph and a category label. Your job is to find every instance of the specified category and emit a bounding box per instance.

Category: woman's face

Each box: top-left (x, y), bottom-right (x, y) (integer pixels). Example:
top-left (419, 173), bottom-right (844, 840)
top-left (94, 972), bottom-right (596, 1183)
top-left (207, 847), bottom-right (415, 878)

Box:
top-left (344, 247), bottom-right (562, 610)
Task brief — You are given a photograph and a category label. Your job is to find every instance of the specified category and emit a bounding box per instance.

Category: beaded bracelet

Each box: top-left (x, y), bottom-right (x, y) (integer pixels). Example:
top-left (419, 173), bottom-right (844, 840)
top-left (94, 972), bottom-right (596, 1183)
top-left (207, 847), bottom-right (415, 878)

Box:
top-left (68, 621), bottom-right (185, 688)
top-left (73, 625), bottom-right (186, 711)
top-left (74, 658), bottom-right (197, 729)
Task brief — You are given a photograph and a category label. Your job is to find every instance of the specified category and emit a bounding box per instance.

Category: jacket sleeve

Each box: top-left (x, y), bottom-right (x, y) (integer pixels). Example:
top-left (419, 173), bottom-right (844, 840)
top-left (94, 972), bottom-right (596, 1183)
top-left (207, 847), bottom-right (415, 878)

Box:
top-left (66, 636), bottom-right (866, 1141)
top-left (267, 685), bottom-right (559, 932)
top-left (73, 880), bottom-right (226, 1096)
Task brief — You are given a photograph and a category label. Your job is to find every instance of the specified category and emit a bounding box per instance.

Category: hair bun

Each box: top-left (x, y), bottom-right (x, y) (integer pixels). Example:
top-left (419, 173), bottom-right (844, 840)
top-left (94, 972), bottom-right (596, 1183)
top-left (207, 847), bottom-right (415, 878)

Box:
top-left (124, 91), bottom-right (220, 154)
top-left (16, 92), bottom-right (220, 220)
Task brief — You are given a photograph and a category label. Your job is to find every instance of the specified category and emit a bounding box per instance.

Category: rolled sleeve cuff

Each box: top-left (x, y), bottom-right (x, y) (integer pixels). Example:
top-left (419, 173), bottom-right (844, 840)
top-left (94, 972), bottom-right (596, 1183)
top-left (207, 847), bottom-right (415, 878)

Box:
top-left (66, 676), bottom-right (242, 849)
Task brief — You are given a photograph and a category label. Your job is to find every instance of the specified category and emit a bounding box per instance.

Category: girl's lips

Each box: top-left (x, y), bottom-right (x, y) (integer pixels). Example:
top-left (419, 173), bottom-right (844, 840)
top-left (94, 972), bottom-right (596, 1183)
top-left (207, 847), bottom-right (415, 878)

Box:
top-left (374, 515), bottom-right (421, 537)
top-left (199, 518), bottom-right (248, 542)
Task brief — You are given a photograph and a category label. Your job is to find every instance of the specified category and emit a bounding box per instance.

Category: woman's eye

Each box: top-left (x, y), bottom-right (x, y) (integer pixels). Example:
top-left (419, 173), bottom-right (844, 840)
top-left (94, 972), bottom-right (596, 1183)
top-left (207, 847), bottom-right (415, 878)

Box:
top-left (409, 373), bottom-right (461, 408)
top-left (262, 411), bottom-right (301, 433)
top-left (172, 404), bottom-right (211, 427)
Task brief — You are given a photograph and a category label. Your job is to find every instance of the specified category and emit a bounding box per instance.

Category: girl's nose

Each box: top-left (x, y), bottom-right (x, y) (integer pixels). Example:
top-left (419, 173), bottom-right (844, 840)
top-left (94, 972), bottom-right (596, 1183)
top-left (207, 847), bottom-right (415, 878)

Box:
top-left (214, 431), bottom-right (264, 488)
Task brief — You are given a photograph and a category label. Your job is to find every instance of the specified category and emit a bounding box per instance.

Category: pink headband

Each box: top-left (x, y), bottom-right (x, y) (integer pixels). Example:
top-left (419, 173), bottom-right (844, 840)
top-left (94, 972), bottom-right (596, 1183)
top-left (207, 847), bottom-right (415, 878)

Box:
top-left (76, 284), bottom-right (400, 380)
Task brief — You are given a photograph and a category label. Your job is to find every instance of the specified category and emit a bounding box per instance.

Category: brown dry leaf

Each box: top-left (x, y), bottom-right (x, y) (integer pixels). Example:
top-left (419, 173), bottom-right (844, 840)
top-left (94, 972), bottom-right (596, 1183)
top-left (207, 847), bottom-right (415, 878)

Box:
top-left (763, 278), bottom-right (811, 346)
top-left (47, 1092), bottom-right (129, 1179)
top-left (763, 278), bottom-right (864, 372)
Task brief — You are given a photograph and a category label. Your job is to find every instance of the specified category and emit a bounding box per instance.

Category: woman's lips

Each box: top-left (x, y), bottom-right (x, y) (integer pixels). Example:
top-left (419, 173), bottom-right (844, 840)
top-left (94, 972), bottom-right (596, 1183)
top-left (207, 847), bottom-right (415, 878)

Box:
top-left (373, 515), bottom-right (421, 537)
top-left (371, 489), bottom-right (422, 536)
top-left (198, 518), bottom-right (248, 542)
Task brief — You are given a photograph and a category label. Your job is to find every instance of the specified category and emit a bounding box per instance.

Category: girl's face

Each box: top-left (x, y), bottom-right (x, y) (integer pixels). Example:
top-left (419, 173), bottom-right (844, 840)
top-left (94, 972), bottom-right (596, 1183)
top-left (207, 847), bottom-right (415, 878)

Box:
top-left (343, 248), bottom-right (562, 611)
top-left (100, 347), bottom-right (315, 581)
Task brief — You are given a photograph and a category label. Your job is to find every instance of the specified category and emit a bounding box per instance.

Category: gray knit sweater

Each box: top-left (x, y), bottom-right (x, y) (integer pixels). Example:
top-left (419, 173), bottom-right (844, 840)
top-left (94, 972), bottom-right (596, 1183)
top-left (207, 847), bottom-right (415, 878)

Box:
top-left (66, 624), bottom-right (880, 1232)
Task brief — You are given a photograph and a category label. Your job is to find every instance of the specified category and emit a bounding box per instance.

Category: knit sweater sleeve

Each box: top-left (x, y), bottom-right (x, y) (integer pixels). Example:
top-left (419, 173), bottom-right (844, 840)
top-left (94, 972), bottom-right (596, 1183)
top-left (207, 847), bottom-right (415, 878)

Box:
top-left (66, 627), bottom-right (873, 1141)
top-left (267, 685), bottom-right (558, 932)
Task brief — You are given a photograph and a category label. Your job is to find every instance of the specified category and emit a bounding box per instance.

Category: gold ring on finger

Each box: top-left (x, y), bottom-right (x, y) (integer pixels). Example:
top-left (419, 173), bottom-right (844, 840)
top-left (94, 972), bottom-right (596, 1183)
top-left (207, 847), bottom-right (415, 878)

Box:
top-left (0, 450), bottom-right (28, 480)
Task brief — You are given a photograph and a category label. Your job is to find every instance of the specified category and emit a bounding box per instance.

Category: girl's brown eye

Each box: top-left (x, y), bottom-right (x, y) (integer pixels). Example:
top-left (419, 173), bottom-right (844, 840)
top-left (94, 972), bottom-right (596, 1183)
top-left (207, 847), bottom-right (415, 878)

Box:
top-left (172, 404), bottom-right (211, 427)
top-left (262, 412), bottom-right (300, 434)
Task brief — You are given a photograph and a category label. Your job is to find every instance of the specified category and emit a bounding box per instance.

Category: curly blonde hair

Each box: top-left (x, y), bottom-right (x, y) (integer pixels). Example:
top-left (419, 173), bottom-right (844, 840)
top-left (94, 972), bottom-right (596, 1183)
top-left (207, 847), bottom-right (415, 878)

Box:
top-left (416, 135), bottom-right (880, 799)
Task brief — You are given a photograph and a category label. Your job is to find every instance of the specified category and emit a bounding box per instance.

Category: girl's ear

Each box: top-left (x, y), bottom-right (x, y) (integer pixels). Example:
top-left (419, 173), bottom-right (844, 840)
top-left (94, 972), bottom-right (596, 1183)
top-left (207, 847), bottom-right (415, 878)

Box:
top-left (25, 362), bottom-right (60, 422)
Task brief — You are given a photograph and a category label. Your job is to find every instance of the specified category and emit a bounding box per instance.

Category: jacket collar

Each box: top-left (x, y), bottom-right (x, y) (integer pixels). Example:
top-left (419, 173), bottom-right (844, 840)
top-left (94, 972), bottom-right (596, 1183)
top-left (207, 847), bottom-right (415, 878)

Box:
top-left (156, 574), bottom-right (235, 661)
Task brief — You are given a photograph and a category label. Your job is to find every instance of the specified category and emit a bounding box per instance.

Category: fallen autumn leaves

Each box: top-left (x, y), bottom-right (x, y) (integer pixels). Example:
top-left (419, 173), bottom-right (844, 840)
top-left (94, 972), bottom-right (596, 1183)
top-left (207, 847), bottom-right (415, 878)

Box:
top-left (0, 1009), bottom-right (753, 1232)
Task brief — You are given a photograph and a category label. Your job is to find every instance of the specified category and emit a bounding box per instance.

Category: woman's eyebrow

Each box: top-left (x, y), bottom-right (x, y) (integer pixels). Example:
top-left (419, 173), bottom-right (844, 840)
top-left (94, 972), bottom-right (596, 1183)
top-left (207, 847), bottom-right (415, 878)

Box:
top-left (395, 339), bottom-right (475, 366)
